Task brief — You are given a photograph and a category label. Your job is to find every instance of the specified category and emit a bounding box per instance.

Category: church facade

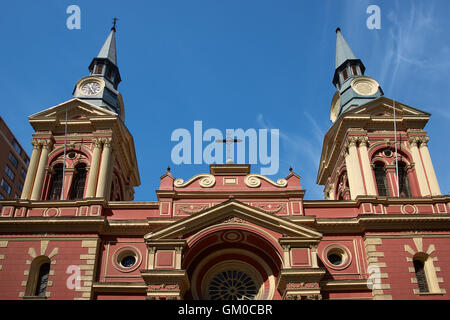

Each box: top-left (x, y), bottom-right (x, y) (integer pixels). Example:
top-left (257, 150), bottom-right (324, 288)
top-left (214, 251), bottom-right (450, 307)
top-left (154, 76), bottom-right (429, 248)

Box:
top-left (0, 26), bottom-right (449, 301)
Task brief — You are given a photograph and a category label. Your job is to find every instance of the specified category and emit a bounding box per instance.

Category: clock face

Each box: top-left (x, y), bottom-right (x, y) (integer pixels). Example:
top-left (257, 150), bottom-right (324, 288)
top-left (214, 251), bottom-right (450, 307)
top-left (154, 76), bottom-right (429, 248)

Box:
top-left (351, 77), bottom-right (379, 96)
top-left (330, 91), bottom-right (341, 123)
top-left (81, 81), bottom-right (102, 96)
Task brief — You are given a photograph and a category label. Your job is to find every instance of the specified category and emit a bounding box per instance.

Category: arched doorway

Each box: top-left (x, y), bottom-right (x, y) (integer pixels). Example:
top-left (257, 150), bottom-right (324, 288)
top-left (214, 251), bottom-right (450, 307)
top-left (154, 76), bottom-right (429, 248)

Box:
top-left (184, 227), bottom-right (283, 300)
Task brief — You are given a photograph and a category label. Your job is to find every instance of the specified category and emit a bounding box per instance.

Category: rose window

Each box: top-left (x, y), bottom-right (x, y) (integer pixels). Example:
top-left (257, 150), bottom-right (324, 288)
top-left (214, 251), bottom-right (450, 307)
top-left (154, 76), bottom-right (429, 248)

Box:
top-left (207, 270), bottom-right (258, 300)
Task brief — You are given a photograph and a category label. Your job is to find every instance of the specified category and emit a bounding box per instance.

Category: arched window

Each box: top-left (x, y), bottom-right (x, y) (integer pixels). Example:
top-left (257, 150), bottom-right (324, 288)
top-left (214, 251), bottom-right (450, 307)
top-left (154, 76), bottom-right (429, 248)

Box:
top-left (413, 259), bottom-right (429, 293)
top-left (25, 256), bottom-right (51, 298)
top-left (398, 163), bottom-right (411, 198)
top-left (35, 263), bottom-right (50, 296)
top-left (69, 164), bottom-right (87, 200)
top-left (47, 164), bottom-right (64, 200)
top-left (412, 253), bottom-right (442, 294)
top-left (374, 163), bottom-right (388, 196)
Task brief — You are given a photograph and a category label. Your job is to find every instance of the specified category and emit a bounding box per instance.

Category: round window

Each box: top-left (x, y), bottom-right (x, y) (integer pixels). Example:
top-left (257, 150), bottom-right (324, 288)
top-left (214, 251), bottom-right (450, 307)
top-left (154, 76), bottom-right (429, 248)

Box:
top-left (208, 270), bottom-right (258, 300)
top-left (327, 253), bottom-right (343, 266)
top-left (383, 150), bottom-right (393, 157)
top-left (323, 245), bottom-right (351, 270)
top-left (120, 255), bottom-right (136, 268)
top-left (113, 247), bottom-right (142, 272)
top-left (67, 152), bottom-right (76, 159)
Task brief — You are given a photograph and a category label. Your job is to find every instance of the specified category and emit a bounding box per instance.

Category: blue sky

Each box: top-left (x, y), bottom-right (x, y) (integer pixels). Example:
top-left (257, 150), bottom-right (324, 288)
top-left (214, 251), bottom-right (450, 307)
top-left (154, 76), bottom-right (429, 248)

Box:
top-left (1, 0), bottom-right (449, 200)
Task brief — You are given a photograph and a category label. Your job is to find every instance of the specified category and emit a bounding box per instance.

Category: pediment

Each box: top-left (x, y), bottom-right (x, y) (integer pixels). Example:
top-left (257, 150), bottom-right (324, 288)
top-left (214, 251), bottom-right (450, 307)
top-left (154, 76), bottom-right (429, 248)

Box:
top-left (348, 97), bottom-right (430, 118)
top-left (144, 200), bottom-right (322, 241)
top-left (29, 98), bottom-right (117, 121)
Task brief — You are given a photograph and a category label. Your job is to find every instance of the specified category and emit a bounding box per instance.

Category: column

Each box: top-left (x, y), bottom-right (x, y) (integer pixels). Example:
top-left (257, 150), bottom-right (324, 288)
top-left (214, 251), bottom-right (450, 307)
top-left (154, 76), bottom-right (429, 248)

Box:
top-left (30, 140), bottom-right (52, 200)
top-left (282, 245), bottom-right (291, 268)
top-left (409, 137), bottom-right (430, 196)
top-left (311, 245), bottom-right (318, 268)
top-left (344, 137), bottom-right (366, 200)
top-left (21, 140), bottom-right (41, 199)
top-left (85, 138), bottom-right (102, 197)
top-left (359, 137), bottom-right (377, 196)
top-left (95, 138), bottom-right (112, 198)
top-left (418, 138), bottom-right (441, 196)
top-left (325, 183), bottom-right (335, 200)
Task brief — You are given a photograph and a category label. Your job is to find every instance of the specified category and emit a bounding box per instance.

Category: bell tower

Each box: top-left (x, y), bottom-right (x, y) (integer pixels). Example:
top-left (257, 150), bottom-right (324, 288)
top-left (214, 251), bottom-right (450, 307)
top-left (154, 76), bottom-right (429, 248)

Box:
top-left (317, 28), bottom-right (441, 200)
top-left (20, 24), bottom-right (140, 202)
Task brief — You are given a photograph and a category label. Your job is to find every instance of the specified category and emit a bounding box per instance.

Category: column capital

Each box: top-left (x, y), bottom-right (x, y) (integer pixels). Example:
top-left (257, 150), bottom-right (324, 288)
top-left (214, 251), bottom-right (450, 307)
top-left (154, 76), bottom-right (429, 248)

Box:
top-left (31, 139), bottom-right (41, 149)
top-left (358, 136), bottom-right (369, 147)
top-left (102, 137), bottom-right (113, 148)
top-left (38, 139), bottom-right (53, 150)
top-left (92, 138), bottom-right (103, 149)
top-left (347, 136), bottom-right (359, 147)
top-left (418, 136), bottom-right (429, 147)
top-left (408, 137), bottom-right (420, 147)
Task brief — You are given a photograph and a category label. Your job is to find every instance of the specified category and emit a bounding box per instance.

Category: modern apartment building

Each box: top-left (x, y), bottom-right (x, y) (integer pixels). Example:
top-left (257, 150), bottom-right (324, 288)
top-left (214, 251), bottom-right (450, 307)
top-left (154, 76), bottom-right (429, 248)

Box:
top-left (0, 116), bottom-right (30, 200)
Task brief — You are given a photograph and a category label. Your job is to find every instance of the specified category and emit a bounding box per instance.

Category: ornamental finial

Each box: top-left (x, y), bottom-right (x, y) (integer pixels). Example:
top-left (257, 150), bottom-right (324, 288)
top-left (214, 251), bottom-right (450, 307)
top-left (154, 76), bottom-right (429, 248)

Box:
top-left (112, 17), bottom-right (118, 31)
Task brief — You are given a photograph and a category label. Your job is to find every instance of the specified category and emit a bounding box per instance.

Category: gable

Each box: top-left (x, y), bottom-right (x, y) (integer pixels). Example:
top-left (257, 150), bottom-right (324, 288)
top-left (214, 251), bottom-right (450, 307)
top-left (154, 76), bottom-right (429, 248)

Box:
top-left (349, 97), bottom-right (430, 118)
top-left (28, 98), bottom-right (118, 121)
top-left (144, 200), bottom-right (322, 241)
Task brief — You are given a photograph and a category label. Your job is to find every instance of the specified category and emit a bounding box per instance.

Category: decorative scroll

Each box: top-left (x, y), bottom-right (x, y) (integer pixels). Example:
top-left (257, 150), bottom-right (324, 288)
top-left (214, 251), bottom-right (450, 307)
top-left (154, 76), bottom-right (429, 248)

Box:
top-left (177, 204), bottom-right (209, 215)
top-left (174, 174), bottom-right (216, 188)
top-left (286, 282), bottom-right (320, 290)
top-left (252, 203), bottom-right (286, 214)
top-left (244, 174), bottom-right (288, 188)
top-left (220, 216), bottom-right (246, 224)
top-left (148, 284), bottom-right (180, 291)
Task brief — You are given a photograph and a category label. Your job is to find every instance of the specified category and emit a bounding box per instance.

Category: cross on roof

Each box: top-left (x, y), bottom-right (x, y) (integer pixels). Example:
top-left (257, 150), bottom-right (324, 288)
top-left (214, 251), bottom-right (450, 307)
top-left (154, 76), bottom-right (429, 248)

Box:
top-left (112, 17), bottom-right (118, 31)
top-left (216, 133), bottom-right (242, 164)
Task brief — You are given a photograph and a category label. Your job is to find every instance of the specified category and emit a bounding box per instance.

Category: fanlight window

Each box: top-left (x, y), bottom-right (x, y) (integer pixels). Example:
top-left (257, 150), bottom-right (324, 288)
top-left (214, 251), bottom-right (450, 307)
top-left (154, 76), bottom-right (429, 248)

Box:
top-left (208, 270), bottom-right (258, 300)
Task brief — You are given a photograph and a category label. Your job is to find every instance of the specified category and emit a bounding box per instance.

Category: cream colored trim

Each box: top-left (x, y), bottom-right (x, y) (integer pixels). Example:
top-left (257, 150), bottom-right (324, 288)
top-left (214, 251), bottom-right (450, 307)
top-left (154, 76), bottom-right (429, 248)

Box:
top-left (345, 140), bottom-right (366, 199)
top-left (30, 140), bottom-right (51, 200)
top-left (96, 138), bottom-right (112, 198)
top-left (74, 239), bottom-right (100, 299)
top-left (404, 237), bottom-right (443, 295)
top-left (359, 142), bottom-right (377, 195)
top-left (409, 140), bottom-right (430, 196)
top-left (419, 143), bottom-right (441, 196)
top-left (144, 200), bottom-right (323, 241)
top-left (174, 174), bottom-right (216, 188)
top-left (21, 142), bottom-right (41, 200)
top-left (244, 174), bottom-right (288, 188)
top-left (85, 139), bottom-right (102, 197)
top-left (363, 237), bottom-right (392, 300)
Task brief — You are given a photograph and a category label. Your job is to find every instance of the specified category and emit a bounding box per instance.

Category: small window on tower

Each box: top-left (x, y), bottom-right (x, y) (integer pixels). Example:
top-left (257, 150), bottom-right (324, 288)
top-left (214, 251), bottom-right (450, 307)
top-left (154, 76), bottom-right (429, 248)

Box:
top-left (351, 65), bottom-right (359, 76)
top-left (342, 68), bottom-right (349, 81)
top-left (95, 64), bottom-right (104, 74)
top-left (106, 66), bottom-right (113, 80)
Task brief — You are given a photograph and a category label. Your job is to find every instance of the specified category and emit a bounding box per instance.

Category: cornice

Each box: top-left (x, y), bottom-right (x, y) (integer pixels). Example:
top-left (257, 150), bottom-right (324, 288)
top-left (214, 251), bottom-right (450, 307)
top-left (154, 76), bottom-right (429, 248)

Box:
top-left (156, 190), bottom-right (306, 200)
top-left (0, 216), bottom-right (106, 233)
top-left (92, 282), bottom-right (147, 293)
top-left (320, 279), bottom-right (370, 292)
